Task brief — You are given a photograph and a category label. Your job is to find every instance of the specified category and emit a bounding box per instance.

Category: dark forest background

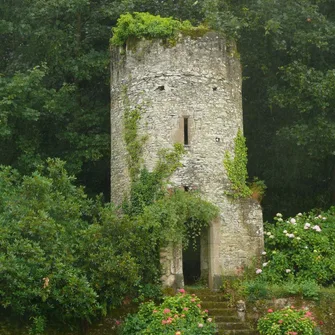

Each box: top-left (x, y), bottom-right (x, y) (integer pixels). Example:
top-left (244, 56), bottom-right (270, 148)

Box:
top-left (1, 0), bottom-right (335, 219)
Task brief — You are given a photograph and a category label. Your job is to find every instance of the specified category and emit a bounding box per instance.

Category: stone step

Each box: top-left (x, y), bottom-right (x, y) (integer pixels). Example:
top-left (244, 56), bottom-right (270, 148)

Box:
top-left (217, 321), bottom-right (249, 330)
top-left (216, 330), bottom-right (258, 335)
top-left (207, 308), bottom-right (236, 317)
top-left (214, 315), bottom-right (240, 322)
top-left (195, 294), bottom-right (230, 302)
top-left (201, 301), bottom-right (231, 308)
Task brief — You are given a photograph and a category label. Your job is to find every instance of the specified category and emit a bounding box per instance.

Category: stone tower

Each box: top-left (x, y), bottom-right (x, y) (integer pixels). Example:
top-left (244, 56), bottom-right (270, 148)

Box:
top-left (111, 32), bottom-right (264, 289)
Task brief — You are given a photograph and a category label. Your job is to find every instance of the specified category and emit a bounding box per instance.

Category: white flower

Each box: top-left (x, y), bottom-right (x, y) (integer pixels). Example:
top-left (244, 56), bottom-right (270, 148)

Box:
top-left (278, 218), bottom-right (283, 222)
top-left (263, 262), bottom-right (268, 267)
top-left (290, 218), bottom-right (296, 224)
top-left (296, 237), bottom-right (301, 240)
top-left (322, 217), bottom-right (326, 220)
top-left (288, 233), bottom-right (295, 238)
top-left (283, 230), bottom-right (288, 234)
top-left (207, 318), bottom-right (212, 323)
top-left (276, 213), bottom-right (282, 217)
top-left (305, 246), bottom-right (308, 249)
top-left (264, 231), bottom-right (268, 235)
top-left (256, 269), bottom-right (262, 274)
top-left (261, 251), bottom-right (267, 255)
top-left (304, 223), bottom-right (311, 229)
top-left (198, 323), bottom-right (204, 328)
top-left (285, 269), bottom-right (291, 273)
top-left (312, 225), bottom-right (322, 232)
top-left (269, 235), bottom-right (275, 239)
top-left (297, 213), bottom-right (302, 216)
top-left (266, 232), bottom-right (271, 236)
top-left (318, 215), bottom-right (322, 219)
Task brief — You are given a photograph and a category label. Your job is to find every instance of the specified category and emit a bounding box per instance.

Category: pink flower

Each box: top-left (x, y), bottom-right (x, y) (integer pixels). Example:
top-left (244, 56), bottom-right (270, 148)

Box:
top-left (197, 304), bottom-right (201, 308)
top-left (278, 319), bottom-right (283, 324)
top-left (198, 323), bottom-right (203, 328)
top-left (181, 314), bottom-right (185, 318)
top-left (191, 294), bottom-right (196, 297)
top-left (191, 298), bottom-right (196, 302)
top-left (267, 309), bottom-right (273, 313)
top-left (204, 309), bottom-right (208, 313)
top-left (178, 288), bottom-right (186, 294)
top-left (183, 307), bottom-right (189, 311)
top-left (256, 269), bottom-right (262, 274)
top-left (115, 320), bottom-right (121, 326)
top-left (163, 308), bottom-right (171, 314)
top-left (162, 320), bottom-right (167, 325)
top-left (153, 310), bottom-right (158, 313)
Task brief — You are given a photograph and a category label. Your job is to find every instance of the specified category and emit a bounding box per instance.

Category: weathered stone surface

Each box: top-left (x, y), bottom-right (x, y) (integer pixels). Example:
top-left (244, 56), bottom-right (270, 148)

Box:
top-left (110, 32), bottom-right (264, 288)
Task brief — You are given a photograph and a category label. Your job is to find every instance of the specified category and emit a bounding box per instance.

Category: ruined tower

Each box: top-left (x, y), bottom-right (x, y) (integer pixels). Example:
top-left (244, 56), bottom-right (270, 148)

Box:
top-left (111, 32), bottom-right (264, 289)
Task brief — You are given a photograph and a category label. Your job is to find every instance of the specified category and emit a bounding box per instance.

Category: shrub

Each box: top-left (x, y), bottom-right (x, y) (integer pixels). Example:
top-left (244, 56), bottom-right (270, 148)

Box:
top-left (0, 159), bottom-right (139, 332)
top-left (257, 306), bottom-right (321, 335)
top-left (121, 290), bottom-right (216, 335)
top-left (256, 209), bottom-right (335, 285)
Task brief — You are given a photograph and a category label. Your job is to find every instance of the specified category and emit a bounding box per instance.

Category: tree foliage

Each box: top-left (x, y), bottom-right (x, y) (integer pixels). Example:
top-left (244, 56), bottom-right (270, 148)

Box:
top-left (202, 0), bottom-right (335, 217)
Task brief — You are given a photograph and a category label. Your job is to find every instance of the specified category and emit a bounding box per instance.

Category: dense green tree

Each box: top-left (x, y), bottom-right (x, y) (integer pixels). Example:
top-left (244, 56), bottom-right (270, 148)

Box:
top-left (2, 0), bottom-right (335, 215)
top-left (203, 0), bottom-right (335, 218)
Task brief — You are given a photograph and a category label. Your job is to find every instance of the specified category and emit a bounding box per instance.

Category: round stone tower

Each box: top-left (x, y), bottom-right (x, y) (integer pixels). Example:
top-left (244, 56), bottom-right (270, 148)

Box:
top-left (111, 32), bottom-right (264, 289)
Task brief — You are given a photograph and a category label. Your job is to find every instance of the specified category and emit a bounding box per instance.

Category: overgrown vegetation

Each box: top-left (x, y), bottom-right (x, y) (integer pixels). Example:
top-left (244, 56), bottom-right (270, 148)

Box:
top-left (121, 290), bottom-right (216, 335)
top-left (257, 209), bottom-right (335, 286)
top-left (224, 129), bottom-right (266, 200)
top-left (111, 12), bottom-right (209, 46)
top-left (0, 146), bottom-right (217, 333)
top-left (258, 307), bottom-right (320, 335)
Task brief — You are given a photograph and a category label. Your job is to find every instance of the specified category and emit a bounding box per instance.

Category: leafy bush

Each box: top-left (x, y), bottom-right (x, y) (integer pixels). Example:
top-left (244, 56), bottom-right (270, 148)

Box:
top-left (243, 279), bottom-right (320, 302)
top-left (255, 209), bottom-right (335, 285)
top-left (121, 290), bottom-right (216, 335)
top-left (0, 159), bottom-right (139, 332)
top-left (257, 306), bottom-right (320, 335)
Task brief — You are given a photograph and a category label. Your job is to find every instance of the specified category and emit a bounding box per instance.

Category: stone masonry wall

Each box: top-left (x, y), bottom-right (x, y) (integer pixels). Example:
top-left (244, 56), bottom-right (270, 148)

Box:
top-left (110, 32), bottom-right (264, 288)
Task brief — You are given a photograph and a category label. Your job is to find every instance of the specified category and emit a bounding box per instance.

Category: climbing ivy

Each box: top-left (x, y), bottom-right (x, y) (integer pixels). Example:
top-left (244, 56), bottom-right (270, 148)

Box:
top-left (111, 12), bottom-right (209, 46)
top-left (122, 85), bottom-right (148, 181)
top-left (224, 129), bottom-right (252, 199)
top-left (121, 82), bottom-right (217, 252)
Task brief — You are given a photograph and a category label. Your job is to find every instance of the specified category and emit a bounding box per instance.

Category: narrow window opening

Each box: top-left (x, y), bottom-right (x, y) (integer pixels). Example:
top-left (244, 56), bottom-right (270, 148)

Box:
top-left (184, 117), bottom-right (189, 145)
top-left (213, 87), bottom-right (218, 91)
top-left (184, 186), bottom-right (189, 192)
top-left (156, 85), bottom-right (165, 91)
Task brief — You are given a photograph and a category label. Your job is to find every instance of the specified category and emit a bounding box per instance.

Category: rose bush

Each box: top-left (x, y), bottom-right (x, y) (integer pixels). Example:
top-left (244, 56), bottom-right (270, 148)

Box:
top-left (257, 306), bottom-right (322, 335)
top-left (256, 209), bottom-right (335, 285)
top-left (121, 291), bottom-right (216, 335)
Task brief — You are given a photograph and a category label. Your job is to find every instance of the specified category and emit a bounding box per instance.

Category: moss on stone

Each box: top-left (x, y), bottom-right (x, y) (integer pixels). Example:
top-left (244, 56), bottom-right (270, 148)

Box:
top-left (111, 12), bottom-right (211, 49)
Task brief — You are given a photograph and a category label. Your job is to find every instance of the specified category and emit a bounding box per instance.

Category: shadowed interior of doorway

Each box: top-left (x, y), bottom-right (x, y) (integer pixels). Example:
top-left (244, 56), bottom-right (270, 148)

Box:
top-left (182, 235), bottom-right (201, 285)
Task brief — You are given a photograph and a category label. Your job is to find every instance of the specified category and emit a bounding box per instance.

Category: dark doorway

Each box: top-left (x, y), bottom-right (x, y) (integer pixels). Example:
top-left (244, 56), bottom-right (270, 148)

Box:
top-left (183, 236), bottom-right (201, 285)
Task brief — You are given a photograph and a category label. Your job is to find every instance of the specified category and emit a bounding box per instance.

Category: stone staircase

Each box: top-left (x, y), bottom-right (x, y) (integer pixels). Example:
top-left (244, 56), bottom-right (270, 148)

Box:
top-left (188, 289), bottom-right (258, 335)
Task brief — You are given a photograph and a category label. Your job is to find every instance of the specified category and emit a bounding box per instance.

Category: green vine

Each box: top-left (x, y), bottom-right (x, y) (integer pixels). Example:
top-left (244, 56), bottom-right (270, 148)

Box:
top-left (121, 84), bottom-right (217, 251)
top-left (111, 12), bottom-right (209, 47)
top-left (122, 85), bottom-right (148, 181)
top-left (223, 129), bottom-right (252, 199)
